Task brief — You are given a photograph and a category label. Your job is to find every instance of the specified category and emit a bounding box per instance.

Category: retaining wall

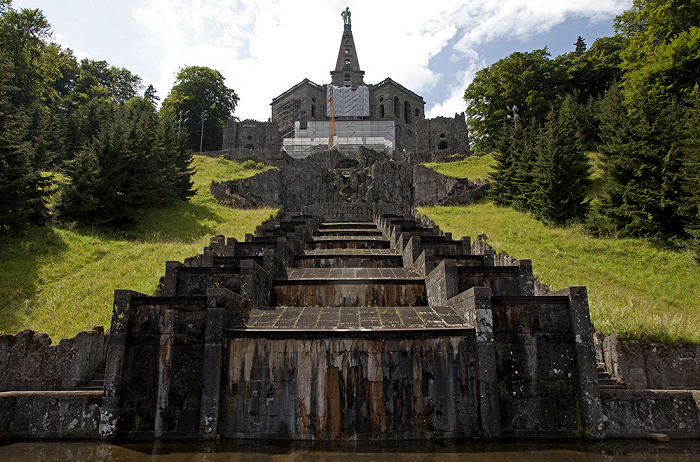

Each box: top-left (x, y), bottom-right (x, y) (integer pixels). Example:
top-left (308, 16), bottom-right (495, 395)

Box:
top-left (0, 328), bottom-right (108, 392)
top-left (594, 333), bottom-right (700, 390)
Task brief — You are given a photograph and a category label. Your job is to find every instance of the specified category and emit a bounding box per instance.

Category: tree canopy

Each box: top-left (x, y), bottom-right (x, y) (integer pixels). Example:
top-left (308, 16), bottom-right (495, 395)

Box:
top-left (161, 66), bottom-right (239, 152)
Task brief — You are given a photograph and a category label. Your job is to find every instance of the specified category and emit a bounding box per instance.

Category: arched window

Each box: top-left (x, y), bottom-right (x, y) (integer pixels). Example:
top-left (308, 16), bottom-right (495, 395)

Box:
top-left (345, 49), bottom-right (350, 55)
top-left (394, 96), bottom-right (400, 117)
top-left (344, 74), bottom-right (351, 87)
top-left (311, 105), bottom-right (316, 118)
top-left (415, 108), bottom-right (419, 117)
top-left (439, 141), bottom-right (448, 150)
top-left (344, 59), bottom-right (350, 67)
top-left (380, 104), bottom-right (385, 118)
top-left (404, 101), bottom-right (411, 123)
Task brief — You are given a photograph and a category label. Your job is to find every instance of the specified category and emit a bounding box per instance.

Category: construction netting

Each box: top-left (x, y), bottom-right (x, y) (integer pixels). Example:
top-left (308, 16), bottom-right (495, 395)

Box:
top-left (326, 85), bottom-right (370, 117)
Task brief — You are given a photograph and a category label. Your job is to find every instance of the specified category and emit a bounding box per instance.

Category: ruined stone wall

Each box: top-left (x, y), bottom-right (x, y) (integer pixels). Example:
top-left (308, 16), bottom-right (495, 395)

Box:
top-left (416, 113), bottom-right (470, 156)
top-left (0, 328), bottom-right (108, 392)
top-left (594, 332), bottom-right (700, 390)
top-left (220, 334), bottom-right (477, 440)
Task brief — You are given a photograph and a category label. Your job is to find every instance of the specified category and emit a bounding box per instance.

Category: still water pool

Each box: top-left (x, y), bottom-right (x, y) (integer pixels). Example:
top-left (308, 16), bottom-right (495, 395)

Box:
top-left (2, 440), bottom-right (700, 461)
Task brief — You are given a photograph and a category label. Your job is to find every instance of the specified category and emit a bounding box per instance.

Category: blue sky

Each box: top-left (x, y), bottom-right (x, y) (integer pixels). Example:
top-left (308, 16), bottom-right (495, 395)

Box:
top-left (13, 0), bottom-right (631, 121)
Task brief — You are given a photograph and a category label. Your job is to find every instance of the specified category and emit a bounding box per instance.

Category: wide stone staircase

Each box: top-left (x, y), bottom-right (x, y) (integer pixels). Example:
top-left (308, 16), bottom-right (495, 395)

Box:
top-left (101, 212), bottom-right (603, 440)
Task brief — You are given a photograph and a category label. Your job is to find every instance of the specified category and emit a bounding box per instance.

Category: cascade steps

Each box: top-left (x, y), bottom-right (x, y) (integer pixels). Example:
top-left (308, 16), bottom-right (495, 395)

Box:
top-left (76, 365), bottom-right (106, 391)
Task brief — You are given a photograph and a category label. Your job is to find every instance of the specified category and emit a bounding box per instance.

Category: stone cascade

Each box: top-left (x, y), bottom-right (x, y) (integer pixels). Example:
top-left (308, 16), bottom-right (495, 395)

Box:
top-left (93, 211), bottom-right (610, 441)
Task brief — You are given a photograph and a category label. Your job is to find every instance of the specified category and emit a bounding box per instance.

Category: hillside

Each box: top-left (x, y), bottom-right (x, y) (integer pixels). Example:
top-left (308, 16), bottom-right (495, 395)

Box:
top-left (418, 158), bottom-right (700, 345)
top-left (0, 156), bottom-right (274, 341)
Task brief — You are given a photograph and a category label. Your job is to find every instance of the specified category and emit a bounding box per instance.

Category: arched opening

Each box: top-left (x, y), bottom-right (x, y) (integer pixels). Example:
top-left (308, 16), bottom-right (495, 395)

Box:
top-left (404, 101), bottom-right (411, 123)
top-left (394, 96), bottom-right (400, 117)
top-left (311, 105), bottom-right (316, 118)
top-left (344, 74), bottom-right (351, 87)
top-left (345, 49), bottom-right (350, 55)
top-left (438, 141), bottom-right (448, 150)
top-left (415, 108), bottom-right (420, 117)
top-left (344, 59), bottom-right (350, 68)
top-left (380, 104), bottom-right (385, 118)
top-left (439, 133), bottom-right (446, 138)
top-left (245, 144), bottom-right (254, 150)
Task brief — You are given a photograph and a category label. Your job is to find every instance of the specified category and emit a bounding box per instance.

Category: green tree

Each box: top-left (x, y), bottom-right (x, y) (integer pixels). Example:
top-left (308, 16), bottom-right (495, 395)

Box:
top-left (0, 63), bottom-right (51, 229)
top-left (532, 95), bottom-right (591, 223)
top-left (161, 65), bottom-right (239, 151)
top-left (615, 0), bottom-right (700, 99)
top-left (594, 84), bottom-right (695, 237)
top-left (0, 5), bottom-right (61, 108)
top-left (57, 99), bottom-right (194, 227)
top-left (464, 48), bottom-right (563, 149)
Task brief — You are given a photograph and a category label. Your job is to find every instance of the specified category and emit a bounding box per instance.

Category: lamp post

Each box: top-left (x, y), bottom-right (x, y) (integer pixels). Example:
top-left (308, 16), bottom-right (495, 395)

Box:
top-left (506, 105), bottom-right (518, 129)
top-left (199, 110), bottom-right (208, 153)
top-left (178, 110), bottom-right (189, 138)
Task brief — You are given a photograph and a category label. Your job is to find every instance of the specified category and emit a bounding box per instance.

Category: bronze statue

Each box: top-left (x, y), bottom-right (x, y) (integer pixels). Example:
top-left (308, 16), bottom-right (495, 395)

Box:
top-left (341, 7), bottom-right (351, 26)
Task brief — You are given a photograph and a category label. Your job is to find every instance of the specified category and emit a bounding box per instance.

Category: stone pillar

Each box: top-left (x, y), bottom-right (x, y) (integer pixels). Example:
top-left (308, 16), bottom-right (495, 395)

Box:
top-left (199, 289), bottom-right (229, 438)
top-left (462, 287), bottom-right (501, 438)
top-left (99, 290), bottom-right (140, 439)
top-left (553, 286), bottom-right (605, 439)
top-left (403, 236), bottom-right (422, 268)
top-left (426, 260), bottom-right (458, 306)
top-left (225, 237), bottom-right (237, 257)
top-left (163, 261), bottom-right (183, 297)
top-left (517, 259), bottom-right (535, 296)
top-left (461, 237), bottom-right (471, 255)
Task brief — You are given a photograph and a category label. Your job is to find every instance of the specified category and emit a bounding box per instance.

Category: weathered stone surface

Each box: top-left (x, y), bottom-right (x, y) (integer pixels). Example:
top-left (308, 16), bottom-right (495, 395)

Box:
top-left (0, 328), bottom-right (107, 392)
top-left (0, 391), bottom-right (102, 439)
top-left (220, 334), bottom-right (476, 440)
top-left (602, 389), bottom-right (700, 438)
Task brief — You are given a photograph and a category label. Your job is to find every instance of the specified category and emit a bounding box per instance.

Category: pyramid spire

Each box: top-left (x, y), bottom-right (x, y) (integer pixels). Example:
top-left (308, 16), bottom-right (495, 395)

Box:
top-left (331, 7), bottom-right (365, 88)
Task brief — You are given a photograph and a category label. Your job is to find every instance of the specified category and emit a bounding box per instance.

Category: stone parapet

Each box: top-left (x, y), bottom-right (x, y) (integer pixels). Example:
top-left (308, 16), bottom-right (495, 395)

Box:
top-left (595, 333), bottom-right (700, 390)
top-left (0, 328), bottom-right (108, 392)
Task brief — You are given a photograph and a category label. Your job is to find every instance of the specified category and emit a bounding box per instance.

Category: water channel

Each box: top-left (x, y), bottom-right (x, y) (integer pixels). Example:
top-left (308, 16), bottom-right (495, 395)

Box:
top-left (2, 439), bottom-right (700, 461)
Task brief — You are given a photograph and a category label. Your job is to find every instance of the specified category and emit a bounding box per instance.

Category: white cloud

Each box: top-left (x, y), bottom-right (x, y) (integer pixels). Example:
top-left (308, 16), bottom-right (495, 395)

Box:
top-left (21, 0), bottom-right (630, 120)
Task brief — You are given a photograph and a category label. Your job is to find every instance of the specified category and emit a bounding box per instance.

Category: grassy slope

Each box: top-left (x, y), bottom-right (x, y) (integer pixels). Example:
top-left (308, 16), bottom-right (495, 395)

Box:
top-left (418, 156), bottom-right (700, 344)
top-left (423, 154), bottom-right (494, 180)
top-left (0, 155), bottom-right (274, 341)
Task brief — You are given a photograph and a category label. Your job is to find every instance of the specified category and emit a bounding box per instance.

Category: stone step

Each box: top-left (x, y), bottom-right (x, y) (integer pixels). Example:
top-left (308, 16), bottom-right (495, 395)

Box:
top-left (295, 248), bottom-right (403, 268)
top-left (319, 222), bottom-right (378, 230)
top-left (273, 268), bottom-right (426, 307)
top-left (76, 366), bottom-right (106, 391)
top-left (309, 235), bottom-right (390, 250)
top-left (314, 228), bottom-right (384, 237)
top-left (240, 305), bottom-right (470, 330)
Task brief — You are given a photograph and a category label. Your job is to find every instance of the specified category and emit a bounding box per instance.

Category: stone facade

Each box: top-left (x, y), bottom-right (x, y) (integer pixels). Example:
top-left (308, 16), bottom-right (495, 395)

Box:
top-left (221, 118), bottom-right (281, 155)
top-left (210, 148), bottom-right (488, 217)
top-left (416, 112), bottom-right (470, 156)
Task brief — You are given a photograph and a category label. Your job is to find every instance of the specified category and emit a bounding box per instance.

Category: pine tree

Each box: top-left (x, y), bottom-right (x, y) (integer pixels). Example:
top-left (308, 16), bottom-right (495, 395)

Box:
top-left (0, 64), bottom-right (51, 230)
top-left (532, 95), bottom-right (591, 224)
top-left (596, 84), bottom-right (696, 238)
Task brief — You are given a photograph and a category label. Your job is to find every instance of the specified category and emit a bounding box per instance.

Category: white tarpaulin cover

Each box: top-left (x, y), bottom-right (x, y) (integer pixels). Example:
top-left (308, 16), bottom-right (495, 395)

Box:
top-left (326, 85), bottom-right (370, 117)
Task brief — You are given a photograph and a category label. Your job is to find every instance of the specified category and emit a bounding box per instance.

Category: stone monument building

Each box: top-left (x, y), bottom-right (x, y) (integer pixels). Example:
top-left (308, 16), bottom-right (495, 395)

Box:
top-left (223, 10), bottom-right (468, 159)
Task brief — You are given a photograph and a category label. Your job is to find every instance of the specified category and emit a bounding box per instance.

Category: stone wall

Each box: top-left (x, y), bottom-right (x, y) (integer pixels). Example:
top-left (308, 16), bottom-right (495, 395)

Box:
top-left (220, 333), bottom-right (476, 439)
top-left (0, 328), bottom-right (108, 392)
top-left (601, 389), bottom-right (700, 438)
top-left (0, 391), bottom-right (102, 439)
top-left (210, 148), bottom-right (487, 213)
top-left (594, 332), bottom-right (700, 390)
top-left (415, 112), bottom-right (470, 156)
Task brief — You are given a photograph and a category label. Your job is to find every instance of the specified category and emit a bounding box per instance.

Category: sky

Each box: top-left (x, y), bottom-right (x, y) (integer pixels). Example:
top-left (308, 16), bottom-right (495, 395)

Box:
top-left (13, 0), bottom-right (631, 121)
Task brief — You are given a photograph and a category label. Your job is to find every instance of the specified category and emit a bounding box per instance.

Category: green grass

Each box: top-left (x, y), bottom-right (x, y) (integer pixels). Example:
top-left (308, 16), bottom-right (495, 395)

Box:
top-left (423, 154), bottom-right (494, 180)
top-left (0, 155), bottom-right (274, 341)
top-left (418, 203), bottom-right (700, 345)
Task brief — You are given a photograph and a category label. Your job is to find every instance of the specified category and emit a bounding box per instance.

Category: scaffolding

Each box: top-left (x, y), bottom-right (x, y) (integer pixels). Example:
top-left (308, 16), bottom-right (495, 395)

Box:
top-left (272, 99), bottom-right (302, 139)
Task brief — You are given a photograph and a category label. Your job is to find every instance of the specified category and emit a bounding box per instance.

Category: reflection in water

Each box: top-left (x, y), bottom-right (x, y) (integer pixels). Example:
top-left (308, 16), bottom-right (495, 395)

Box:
top-left (1, 440), bottom-right (700, 461)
